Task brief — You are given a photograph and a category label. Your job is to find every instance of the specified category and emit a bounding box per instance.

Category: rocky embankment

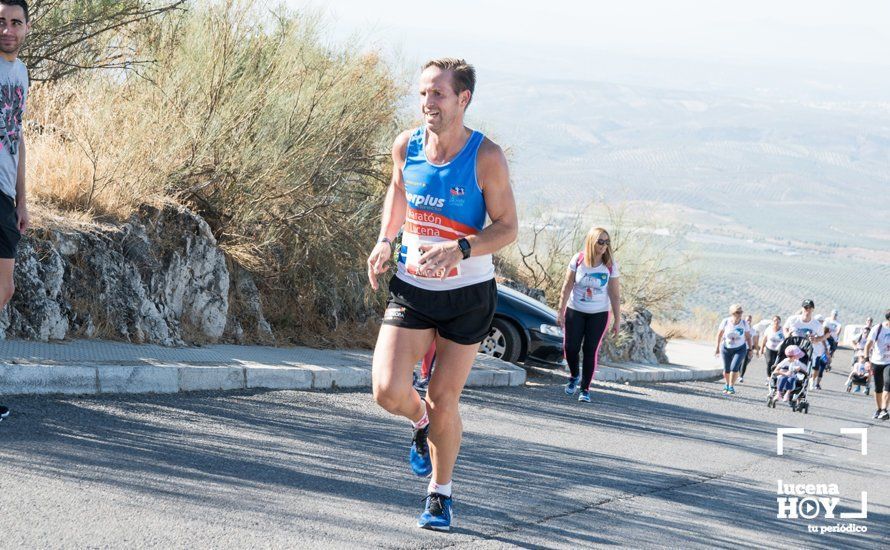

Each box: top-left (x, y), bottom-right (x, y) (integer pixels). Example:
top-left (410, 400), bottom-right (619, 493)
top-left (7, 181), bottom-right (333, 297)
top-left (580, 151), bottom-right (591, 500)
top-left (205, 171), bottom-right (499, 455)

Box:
top-left (1, 204), bottom-right (272, 346)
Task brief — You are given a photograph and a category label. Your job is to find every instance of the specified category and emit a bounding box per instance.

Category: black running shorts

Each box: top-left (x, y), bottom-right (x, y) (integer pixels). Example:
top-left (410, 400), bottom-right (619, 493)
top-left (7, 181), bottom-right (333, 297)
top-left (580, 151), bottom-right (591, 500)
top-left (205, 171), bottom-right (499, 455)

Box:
top-left (383, 275), bottom-right (497, 345)
top-left (0, 193), bottom-right (20, 259)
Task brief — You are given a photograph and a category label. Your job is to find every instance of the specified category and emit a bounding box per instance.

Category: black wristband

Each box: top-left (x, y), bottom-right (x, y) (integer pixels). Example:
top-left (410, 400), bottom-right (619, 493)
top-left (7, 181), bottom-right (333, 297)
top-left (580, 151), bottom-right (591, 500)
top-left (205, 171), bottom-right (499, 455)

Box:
top-left (457, 238), bottom-right (471, 260)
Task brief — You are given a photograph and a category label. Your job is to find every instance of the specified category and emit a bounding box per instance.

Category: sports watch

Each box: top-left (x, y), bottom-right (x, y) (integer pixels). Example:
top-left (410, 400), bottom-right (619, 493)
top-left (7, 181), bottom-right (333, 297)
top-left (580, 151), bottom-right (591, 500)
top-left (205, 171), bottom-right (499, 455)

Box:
top-left (457, 238), bottom-right (471, 260)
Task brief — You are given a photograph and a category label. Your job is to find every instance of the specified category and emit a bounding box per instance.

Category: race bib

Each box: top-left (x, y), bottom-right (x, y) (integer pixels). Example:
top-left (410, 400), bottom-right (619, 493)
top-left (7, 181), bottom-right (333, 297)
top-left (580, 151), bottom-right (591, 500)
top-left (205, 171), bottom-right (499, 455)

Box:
top-left (405, 245), bottom-right (460, 279)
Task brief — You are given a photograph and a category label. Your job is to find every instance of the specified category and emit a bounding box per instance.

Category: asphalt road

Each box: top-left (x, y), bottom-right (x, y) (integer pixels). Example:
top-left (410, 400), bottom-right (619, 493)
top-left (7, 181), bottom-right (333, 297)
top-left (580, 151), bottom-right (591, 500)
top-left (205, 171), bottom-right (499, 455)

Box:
top-left (1, 348), bottom-right (887, 549)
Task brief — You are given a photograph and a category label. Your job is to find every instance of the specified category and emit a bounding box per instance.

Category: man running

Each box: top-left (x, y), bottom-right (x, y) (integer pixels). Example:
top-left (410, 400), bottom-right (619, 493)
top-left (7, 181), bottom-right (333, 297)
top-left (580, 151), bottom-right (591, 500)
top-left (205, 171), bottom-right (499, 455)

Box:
top-left (367, 58), bottom-right (517, 532)
top-left (0, 0), bottom-right (31, 425)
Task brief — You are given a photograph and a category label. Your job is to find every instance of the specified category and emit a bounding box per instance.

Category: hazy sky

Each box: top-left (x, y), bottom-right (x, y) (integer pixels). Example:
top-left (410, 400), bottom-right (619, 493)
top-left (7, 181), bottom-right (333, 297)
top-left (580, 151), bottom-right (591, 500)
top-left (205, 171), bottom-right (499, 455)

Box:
top-left (281, 0), bottom-right (890, 99)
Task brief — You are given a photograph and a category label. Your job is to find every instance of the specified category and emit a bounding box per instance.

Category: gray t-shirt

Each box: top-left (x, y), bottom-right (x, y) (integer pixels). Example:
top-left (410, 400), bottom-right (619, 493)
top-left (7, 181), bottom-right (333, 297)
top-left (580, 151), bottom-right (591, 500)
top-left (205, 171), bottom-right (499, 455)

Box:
top-left (0, 58), bottom-right (28, 200)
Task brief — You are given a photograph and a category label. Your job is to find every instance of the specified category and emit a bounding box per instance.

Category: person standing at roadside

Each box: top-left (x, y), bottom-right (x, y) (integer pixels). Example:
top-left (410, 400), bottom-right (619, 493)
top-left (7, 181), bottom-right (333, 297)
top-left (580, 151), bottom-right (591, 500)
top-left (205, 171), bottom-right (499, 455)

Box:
top-left (852, 317), bottom-right (873, 366)
top-left (0, 0), bottom-right (32, 425)
top-left (556, 227), bottom-right (621, 404)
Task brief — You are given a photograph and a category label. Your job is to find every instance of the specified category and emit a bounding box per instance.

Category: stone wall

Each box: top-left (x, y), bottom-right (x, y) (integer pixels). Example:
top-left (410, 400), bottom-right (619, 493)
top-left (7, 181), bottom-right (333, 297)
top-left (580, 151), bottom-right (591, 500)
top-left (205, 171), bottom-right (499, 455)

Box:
top-left (1, 203), bottom-right (270, 346)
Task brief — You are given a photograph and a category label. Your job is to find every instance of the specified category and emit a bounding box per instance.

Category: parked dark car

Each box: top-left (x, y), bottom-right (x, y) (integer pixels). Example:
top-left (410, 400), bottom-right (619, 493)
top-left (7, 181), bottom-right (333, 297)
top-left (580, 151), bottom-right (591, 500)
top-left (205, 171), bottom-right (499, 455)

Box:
top-left (478, 284), bottom-right (566, 367)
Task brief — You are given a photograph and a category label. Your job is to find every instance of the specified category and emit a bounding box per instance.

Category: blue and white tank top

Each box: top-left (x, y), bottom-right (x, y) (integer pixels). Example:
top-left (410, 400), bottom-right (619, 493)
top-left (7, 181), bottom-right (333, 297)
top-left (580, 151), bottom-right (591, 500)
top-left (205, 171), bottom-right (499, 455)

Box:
top-left (396, 126), bottom-right (494, 291)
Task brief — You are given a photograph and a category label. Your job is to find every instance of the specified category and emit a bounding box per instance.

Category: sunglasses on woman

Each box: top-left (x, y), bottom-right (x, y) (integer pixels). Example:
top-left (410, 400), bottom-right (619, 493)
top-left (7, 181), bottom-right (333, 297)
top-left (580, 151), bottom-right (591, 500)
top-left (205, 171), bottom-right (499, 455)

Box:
top-left (596, 239), bottom-right (610, 246)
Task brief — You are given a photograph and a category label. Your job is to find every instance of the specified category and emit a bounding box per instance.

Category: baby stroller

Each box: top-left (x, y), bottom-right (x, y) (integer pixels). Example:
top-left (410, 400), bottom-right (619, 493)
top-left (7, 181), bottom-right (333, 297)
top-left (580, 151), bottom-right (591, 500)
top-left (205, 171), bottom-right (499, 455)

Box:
top-left (767, 336), bottom-right (813, 413)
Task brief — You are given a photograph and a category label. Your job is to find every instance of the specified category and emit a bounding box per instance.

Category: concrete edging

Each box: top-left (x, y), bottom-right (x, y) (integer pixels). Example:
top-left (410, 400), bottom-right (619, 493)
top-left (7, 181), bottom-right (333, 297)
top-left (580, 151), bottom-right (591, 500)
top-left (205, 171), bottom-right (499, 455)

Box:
top-left (0, 352), bottom-right (527, 397)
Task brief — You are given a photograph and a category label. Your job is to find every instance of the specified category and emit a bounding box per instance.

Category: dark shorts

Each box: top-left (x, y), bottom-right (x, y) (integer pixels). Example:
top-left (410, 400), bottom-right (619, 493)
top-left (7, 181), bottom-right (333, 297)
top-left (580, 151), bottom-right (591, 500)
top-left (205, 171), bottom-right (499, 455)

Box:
top-left (827, 337), bottom-right (838, 353)
top-left (382, 275), bottom-right (497, 345)
top-left (0, 193), bottom-right (20, 259)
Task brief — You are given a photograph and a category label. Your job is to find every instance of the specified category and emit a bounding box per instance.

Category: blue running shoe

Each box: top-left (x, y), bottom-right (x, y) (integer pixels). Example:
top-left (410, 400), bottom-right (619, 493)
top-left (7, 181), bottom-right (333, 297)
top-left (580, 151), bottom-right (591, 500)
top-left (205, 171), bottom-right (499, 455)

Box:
top-left (578, 390), bottom-right (591, 403)
top-left (418, 492), bottom-right (453, 531)
top-left (727, 386), bottom-right (736, 394)
top-left (409, 425), bottom-right (432, 476)
top-left (565, 376), bottom-right (580, 395)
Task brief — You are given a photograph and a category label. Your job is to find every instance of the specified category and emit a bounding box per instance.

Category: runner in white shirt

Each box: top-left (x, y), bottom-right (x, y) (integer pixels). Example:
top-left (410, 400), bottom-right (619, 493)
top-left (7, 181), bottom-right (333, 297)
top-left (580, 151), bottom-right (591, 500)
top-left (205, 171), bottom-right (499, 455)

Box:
top-left (738, 314), bottom-right (758, 383)
top-left (864, 310), bottom-right (890, 420)
top-left (853, 317), bottom-right (874, 366)
top-left (784, 299), bottom-right (830, 389)
top-left (759, 315), bottom-right (785, 380)
top-left (715, 304), bottom-right (753, 395)
top-left (823, 310), bottom-right (842, 369)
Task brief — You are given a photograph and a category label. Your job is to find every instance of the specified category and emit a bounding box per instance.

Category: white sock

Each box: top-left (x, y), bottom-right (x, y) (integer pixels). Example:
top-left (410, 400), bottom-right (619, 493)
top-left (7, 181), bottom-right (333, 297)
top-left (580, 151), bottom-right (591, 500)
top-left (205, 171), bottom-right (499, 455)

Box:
top-left (428, 480), bottom-right (452, 497)
top-left (411, 402), bottom-right (429, 430)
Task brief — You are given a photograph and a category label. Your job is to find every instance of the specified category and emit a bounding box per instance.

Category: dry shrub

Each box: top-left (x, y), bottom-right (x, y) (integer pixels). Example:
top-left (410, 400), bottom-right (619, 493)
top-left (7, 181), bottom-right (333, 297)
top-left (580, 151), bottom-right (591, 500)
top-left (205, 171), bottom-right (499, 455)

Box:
top-left (651, 307), bottom-right (722, 343)
top-left (26, 0), bottom-right (403, 343)
top-left (501, 202), bottom-right (696, 318)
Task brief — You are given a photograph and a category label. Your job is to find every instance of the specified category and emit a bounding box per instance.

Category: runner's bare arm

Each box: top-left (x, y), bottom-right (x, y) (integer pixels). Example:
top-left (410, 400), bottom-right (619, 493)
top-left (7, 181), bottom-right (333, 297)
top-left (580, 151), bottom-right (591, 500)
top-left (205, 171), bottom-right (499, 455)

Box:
top-left (470, 139), bottom-right (518, 255)
top-left (715, 328), bottom-right (724, 355)
top-left (367, 131), bottom-right (412, 290)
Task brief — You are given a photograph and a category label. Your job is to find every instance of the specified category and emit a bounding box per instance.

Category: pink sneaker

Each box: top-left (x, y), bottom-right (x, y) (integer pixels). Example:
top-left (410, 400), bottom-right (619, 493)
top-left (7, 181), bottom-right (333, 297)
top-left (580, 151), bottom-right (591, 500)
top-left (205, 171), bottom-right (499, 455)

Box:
top-left (783, 392), bottom-right (791, 402)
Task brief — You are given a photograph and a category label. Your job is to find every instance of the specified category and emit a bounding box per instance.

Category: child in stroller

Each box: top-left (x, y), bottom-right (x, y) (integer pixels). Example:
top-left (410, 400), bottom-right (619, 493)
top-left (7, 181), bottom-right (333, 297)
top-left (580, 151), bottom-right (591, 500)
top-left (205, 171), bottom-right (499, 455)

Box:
top-left (768, 337), bottom-right (813, 412)
top-left (769, 345), bottom-right (807, 408)
top-left (845, 351), bottom-right (871, 395)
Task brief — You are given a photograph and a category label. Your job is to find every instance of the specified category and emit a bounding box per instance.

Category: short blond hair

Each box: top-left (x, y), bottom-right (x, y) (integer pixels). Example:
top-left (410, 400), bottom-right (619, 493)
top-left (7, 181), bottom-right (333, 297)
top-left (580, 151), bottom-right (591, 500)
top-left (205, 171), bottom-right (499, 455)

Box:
top-left (422, 57), bottom-right (476, 106)
top-left (729, 304), bottom-right (743, 314)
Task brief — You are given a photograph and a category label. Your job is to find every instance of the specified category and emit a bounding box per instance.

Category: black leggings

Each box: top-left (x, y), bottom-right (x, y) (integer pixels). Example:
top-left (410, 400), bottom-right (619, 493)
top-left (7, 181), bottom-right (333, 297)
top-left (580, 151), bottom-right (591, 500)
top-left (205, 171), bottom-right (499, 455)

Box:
top-left (741, 351), bottom-right (752, 377)
top-left (873, 363), bottom-right (890, 393)
top-left (765, 349), bottom-right (780, 378)
top-left (564, 308), bottom-right (609, 391)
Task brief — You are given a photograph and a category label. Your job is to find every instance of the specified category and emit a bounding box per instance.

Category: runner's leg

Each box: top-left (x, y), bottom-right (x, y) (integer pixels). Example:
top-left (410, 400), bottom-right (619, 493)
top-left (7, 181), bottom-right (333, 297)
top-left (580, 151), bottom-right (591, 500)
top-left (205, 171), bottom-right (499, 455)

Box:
top-left (579, 311), bottom-right (609, 391)
top-left (425, 335), bottom-right (478, 487)
top-left (421, 341), bottom-right (437, 379)
top-left (564, 308), bottom-right (585, 381)
top-left (372, 325), bottom-right (436, 421)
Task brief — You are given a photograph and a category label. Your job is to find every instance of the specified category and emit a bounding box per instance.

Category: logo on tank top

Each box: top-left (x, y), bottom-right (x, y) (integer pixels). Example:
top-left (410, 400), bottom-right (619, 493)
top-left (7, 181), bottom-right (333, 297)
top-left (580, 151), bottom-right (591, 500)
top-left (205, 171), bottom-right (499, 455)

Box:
top-left (406, 192), bottom-right (445, 209)
top-left (449, 186), bottom-right (466, 206)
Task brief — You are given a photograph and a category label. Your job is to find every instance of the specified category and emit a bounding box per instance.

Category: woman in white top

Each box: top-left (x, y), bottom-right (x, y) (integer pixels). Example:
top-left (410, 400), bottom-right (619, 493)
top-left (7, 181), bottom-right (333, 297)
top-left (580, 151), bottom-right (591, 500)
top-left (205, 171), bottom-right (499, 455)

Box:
top-left (556, 226), bottom-right (621, 404)
top-left (715, 304), bottom-right (753, 395)
top-left (759, 315), bottom-right (785, 379)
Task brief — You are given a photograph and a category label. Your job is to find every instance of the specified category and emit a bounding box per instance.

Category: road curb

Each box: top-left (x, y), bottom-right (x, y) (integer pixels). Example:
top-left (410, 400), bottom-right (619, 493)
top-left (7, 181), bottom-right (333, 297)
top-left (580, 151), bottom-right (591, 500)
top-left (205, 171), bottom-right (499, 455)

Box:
top-left (0, 352), bottom-right (526, 397)
top-left (525, 363), bottom-right (723, 384)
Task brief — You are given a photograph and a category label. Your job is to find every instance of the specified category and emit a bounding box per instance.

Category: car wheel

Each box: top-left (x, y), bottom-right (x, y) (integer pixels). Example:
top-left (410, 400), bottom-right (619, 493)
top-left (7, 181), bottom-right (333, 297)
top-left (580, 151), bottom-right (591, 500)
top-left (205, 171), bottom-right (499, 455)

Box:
top-left (479, 318), bottom-right (522, 363)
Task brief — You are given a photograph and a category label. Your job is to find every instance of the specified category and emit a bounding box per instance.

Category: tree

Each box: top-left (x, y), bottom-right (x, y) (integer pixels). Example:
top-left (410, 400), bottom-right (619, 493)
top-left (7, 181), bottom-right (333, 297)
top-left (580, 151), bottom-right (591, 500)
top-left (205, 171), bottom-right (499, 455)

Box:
top-left (22, 0), bottom-right (187, 82)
